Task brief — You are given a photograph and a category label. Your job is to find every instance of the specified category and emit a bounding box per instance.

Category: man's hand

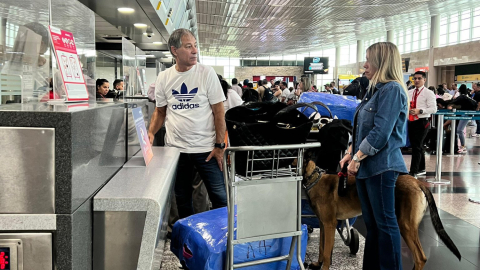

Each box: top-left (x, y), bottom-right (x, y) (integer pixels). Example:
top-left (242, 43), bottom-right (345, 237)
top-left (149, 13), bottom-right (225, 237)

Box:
top-left (206, 148), bottom-right (225, 171)
top-left (148, 132), bottom-right (155, 146)
top-left (409, 108), bottom-right (421, 115)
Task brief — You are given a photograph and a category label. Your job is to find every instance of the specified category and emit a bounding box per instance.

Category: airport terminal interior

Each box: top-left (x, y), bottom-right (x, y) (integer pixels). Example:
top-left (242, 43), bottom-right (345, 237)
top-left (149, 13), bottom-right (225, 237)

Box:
top-left (1, 0), bottom-right (480, 269)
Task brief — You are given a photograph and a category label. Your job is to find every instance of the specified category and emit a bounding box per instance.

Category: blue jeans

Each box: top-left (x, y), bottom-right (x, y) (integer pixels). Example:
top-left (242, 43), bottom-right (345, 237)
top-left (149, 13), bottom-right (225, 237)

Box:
top-left (356, 171), bottom-right (402, 270)
top-left (456, 120), bottom-right (468, 146)
top-left (174, 152), bottom-right (227, 218)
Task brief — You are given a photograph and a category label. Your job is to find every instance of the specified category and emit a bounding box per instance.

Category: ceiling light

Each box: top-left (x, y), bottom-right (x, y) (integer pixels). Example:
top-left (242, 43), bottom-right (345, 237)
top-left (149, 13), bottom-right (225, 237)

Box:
top-left (118, 7), bottom-right (134, 13)
top-left (134, 23), bottom-right (148, 28)
top-left (153, 42), bottom-right (163, 44)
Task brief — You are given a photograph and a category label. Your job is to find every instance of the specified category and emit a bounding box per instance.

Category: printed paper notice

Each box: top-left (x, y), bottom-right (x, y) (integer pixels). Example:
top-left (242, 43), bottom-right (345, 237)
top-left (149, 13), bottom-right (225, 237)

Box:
top-left (49, 26), bottom-right (88, 101)
top-left (132, 107), bottom-right (154, 166)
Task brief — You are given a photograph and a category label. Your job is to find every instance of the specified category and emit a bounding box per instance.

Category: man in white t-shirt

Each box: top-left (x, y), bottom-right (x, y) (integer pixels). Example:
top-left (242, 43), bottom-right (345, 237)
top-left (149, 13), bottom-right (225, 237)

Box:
top-left (279, 81), bottom-right (290, 103)
top-left (148, 29), bottom-right (227, 218)
top-left (231, 78), bottom-right (243, 97)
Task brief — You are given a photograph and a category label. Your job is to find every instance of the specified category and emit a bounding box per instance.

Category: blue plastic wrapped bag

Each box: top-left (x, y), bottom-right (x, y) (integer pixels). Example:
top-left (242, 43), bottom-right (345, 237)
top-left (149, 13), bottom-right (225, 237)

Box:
top-left (298, 93), bottom-right (359, 124)
top-left (171, 207), bottom-right (308, 270)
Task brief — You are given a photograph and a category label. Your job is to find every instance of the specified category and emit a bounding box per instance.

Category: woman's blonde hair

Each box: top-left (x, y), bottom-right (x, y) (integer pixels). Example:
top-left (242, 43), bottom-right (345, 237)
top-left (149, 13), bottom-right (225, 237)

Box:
top-left (366, 42), bottom-right (408, 102)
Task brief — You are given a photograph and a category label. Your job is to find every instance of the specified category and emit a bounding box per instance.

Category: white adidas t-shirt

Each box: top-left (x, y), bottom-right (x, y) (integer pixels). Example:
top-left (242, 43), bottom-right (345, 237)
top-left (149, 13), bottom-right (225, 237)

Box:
top-left (155, 63), bottom-right (225, 153)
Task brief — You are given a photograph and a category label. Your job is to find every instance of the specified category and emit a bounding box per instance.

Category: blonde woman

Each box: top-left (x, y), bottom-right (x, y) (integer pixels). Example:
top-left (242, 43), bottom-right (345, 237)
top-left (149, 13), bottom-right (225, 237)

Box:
top-left (340, 42), bottom-right (408, 270)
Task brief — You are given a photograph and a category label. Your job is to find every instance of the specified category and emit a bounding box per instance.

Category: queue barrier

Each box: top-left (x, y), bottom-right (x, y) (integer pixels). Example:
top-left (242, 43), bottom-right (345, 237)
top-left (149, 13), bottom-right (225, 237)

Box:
top-left (430, 110), bottom-right (480, 204)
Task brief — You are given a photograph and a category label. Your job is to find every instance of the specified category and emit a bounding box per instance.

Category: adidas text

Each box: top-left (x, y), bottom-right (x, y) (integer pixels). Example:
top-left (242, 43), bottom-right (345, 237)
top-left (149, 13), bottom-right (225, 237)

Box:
top-left (172, 103), bottom-right (200, 110)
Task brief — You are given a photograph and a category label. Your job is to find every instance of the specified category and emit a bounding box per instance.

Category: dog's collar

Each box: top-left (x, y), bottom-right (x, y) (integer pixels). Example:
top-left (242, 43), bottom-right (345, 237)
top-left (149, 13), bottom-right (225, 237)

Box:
top-left (303, 167), bottom-right (325, 192)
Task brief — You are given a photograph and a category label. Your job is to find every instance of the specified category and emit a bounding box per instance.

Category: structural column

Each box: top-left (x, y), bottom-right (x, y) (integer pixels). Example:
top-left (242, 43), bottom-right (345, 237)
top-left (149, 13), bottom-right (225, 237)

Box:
top-left (356, 40), bottom-right (364, 75)
top-left (429, 15), bottom-right (440, 86)
top-left (334, 46), bottom-right (340, 81)
top-left (387, 30), bottom-right (394, 43)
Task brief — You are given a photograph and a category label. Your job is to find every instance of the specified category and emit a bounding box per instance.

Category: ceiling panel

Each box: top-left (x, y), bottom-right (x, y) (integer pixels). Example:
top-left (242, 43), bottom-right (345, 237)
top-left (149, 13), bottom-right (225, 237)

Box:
top-left (195, 0), bottom-right (480, 57)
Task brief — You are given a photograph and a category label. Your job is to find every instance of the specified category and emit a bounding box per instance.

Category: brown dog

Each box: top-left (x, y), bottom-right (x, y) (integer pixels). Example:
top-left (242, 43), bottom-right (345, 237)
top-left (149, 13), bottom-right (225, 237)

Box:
top-left (303, 160), bottom-right (461, 270)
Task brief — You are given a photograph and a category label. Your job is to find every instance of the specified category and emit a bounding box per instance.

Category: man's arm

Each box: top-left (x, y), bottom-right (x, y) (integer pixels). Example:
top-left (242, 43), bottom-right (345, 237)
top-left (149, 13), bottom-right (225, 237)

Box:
top-left (206, 102), bottom-right (226, 171)
top-left (147, 106), bottom-right (167, 145)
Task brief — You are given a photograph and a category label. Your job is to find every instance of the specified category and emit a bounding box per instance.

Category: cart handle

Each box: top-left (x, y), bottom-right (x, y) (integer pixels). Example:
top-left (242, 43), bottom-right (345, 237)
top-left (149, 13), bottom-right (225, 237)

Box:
top-left (225, 142), bottom-right (321, 153)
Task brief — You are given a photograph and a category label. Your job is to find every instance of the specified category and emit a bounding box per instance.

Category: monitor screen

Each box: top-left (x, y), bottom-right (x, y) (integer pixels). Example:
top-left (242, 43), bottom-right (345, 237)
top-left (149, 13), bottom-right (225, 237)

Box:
top-left (304, 57), bottom-right (329, 74)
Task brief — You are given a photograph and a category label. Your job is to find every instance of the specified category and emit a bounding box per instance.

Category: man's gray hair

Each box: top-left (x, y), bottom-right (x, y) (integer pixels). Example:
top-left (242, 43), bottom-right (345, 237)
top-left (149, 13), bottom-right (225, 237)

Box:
top-left (168, 28), bottom-right (196, 57)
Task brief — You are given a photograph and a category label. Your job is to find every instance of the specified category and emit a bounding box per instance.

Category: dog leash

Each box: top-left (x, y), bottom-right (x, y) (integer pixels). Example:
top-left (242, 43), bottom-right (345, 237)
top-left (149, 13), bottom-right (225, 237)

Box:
top-left (337, 163), bottom-right (349, 197)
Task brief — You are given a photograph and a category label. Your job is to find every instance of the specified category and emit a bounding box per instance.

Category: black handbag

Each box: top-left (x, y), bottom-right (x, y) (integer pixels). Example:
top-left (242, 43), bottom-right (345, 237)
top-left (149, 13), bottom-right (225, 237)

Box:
top-left (226, 102), bottom-right (318, 176)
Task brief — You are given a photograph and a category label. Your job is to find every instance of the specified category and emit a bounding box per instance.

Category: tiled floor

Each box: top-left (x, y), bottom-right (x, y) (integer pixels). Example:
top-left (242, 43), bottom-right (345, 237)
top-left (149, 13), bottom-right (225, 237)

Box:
top-left (159, 134), bottom-right (480, 269)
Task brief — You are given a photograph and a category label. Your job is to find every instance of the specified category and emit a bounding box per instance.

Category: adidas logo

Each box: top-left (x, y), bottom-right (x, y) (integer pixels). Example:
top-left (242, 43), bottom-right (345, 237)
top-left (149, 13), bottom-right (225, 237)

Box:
top-left (172, 83), bottom-right (198, 102)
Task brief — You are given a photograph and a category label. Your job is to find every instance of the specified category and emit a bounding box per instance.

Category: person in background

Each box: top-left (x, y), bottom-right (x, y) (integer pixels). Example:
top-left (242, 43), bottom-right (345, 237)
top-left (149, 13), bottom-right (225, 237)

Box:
top-left (323, 84), bottom-right (332, 93)
top-left (113, 79), bottom-right (124, 91)
top-left (406, 80), bottom-right (412, 89)
top-left (443, 83), bottom-right (449, 92)
top-left (330, 81), bottom-right (339, 94)
top-left (231, 78), bottom-right (243, 97)
top-left (408, 71), bottom-right (437, 178)
top-left (450, 83), bottom-right (458, 97)
top-left (428, 86), bottom-right (437, 96)
top-left (312, 85), bottom-right (318, 92)
top-left (243, 79), bottom-right (249, 88)
top-left (221, 79), bottom-right (243, 111)
top-left (280, 81), bottom-right (290, 103)
top-left (448, 84), bottom-right (476, 153)
top-left (147, 28), bottom-right (227, 219)
top-left (257, 79), bottom-right (267, 101)
top-left (437, 87), bottom-right (452, 100)
top-left (96, 79), bottom-right (116, 99)
top-left (147, 82), bottom-right (156, 102)
top-left (272, 83), bottom-right (283, 99)
top-left (339, 42), bottom-right (408, 270)
top-left (472, 83), bottom-right (480, 137)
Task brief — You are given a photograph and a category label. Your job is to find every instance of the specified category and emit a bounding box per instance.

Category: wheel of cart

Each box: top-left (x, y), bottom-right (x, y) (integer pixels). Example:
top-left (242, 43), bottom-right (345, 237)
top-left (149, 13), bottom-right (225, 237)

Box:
top-left (223, 143), bottom-right (321, 270)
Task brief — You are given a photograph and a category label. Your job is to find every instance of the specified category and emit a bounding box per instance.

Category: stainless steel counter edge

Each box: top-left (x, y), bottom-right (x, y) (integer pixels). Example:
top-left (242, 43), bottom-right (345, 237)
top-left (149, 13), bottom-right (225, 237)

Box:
top-left (0, 214), bottom-right (56, 230)
top-left (93, 147), bottom-right (180, 269)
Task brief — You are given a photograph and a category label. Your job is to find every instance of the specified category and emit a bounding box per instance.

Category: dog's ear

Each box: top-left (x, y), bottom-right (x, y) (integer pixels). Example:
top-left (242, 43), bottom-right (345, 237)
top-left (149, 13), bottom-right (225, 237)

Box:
top-left (304, 160), bottom-right (316, 177)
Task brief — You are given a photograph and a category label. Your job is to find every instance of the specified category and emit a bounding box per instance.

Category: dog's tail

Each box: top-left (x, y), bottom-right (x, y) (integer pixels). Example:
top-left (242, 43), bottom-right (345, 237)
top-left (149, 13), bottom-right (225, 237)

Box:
top-left (420, 185), bottom-right (461, 261)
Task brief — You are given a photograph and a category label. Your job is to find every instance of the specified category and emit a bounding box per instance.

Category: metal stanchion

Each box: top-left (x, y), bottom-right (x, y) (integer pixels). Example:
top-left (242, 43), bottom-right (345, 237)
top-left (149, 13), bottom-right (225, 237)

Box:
top-left (427, 114), bottom-right (451, 184)
top-left (449, 109), bottom-right (456, 156)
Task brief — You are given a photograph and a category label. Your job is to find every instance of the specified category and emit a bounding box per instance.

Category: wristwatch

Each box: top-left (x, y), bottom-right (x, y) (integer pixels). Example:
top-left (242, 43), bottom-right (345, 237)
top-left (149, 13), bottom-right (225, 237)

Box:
top-left (419, 109), bottom-right (424, 114)
top-left (214, 143), bottom-right (226, 149)
top-left (352, 154), bottom-right (361, 162)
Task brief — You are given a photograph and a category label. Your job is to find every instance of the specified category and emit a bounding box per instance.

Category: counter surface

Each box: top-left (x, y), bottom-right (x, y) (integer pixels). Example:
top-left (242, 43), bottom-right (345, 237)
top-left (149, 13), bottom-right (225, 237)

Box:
top-left (94, 146), bottom-right (180, 269)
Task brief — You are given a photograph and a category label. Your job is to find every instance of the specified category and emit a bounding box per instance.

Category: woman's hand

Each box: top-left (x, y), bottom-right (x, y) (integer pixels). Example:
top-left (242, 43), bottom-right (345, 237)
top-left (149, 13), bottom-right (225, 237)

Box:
top-left (339, 154), bottom-right (351, 170)
top-left (347, 160), bottom-right (360, 176)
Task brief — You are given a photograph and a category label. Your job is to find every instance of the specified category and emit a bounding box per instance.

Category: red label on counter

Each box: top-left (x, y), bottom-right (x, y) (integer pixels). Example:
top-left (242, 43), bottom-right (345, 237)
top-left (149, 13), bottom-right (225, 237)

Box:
top-left (49, 26), bottom-right (88, 101)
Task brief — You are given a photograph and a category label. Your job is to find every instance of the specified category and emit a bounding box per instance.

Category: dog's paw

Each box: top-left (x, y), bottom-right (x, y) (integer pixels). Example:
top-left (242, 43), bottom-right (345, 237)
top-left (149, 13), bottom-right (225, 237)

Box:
top-left (308, 261), bottom-right (323, 270)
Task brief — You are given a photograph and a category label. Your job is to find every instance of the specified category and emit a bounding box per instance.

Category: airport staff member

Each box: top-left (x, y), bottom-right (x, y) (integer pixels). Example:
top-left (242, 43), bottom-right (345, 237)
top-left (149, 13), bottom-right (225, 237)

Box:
top-left (408, 71), bottom-right (437, 178)
top-left (147, 28), bottom-right (227, 219)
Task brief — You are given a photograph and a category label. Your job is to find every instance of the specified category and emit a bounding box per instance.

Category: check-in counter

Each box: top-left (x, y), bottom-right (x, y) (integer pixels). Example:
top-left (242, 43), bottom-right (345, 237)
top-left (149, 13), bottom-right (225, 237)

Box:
top-left (0, 99), bottom-right (173, 270)
top-left (93, 147), bottom-right (179, 269)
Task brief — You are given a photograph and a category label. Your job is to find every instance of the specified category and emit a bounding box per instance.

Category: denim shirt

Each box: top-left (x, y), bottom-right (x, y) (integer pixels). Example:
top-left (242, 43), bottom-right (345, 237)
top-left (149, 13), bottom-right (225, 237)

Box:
top-left (353, 81), bottom-right (408, 179)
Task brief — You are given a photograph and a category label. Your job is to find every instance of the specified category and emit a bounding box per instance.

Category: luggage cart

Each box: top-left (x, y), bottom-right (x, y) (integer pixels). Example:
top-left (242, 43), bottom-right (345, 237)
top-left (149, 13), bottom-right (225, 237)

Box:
top-left (223, 143), bottom-right (321, 270)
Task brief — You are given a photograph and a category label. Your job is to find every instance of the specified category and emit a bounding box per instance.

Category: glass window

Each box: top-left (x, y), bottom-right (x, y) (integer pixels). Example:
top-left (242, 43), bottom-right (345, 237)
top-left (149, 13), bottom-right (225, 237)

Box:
top-left (412, 40), bottom-right (418, 51)
top-left (460, 29), bottom-right (470, 41)
top-left (420, 39), bottom-right (428, 49)
top-left (439, 34), bottom-right (447, 46)
top-left (449, 32), bottom-right (458, 43)
top-left (473, 17), bottom-right (480, 28)
top-left (450, 21), bottom-right (459, 33)
top-left (461, 18), bottom-right (470, 30)
top-left (473, 27), bottom-right (480, 39)
top-left (440, 24), bottom-right (448, 35)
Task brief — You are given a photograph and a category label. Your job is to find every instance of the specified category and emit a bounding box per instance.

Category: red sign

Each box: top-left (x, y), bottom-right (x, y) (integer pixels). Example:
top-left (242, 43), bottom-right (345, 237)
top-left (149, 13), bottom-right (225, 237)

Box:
top-left (415, 66), bottom-right (429, 72)
top-left (49, 26), bottom-right (88, 101)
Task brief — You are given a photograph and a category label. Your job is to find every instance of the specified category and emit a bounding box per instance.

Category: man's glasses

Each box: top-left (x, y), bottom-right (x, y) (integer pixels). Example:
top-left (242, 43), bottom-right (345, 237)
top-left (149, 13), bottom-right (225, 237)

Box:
top-left (413, 77), bottom-right (423, 81)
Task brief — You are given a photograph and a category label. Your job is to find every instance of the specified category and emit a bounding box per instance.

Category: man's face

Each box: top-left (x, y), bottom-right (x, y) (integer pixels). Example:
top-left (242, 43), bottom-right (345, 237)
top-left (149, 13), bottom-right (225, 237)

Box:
top-left (280, 84), bottom-right (286, 90)
top-left (443, 83), bottom-right (447, 89)
top-left (117, 81), bottom-right (124, 90)
top-left (413, 74), bottom-right (426, 88)
top-left (452, 84), bottom-right (457, 90)
top-left (172, 34), bottom-right (198, 68)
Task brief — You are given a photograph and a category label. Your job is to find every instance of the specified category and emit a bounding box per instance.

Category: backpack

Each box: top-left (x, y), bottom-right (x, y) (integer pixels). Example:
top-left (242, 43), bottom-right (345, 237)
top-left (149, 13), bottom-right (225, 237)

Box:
top-left (343, 81), bottom-right (361, 99)
top-left (262, 87), bottom-right (275, 102)
top-left (466, 96), bottom-right (478, 110)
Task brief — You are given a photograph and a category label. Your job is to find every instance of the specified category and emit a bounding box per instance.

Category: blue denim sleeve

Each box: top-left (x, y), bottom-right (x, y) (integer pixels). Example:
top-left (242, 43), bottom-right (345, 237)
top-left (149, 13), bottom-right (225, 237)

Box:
top-left (359, 83), bottom-right (406, 156)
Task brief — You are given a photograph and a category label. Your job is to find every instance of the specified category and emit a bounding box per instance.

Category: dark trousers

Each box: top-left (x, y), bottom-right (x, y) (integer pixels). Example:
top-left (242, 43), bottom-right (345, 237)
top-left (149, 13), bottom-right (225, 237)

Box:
top-left (175, 152), bottom-right (227, 218)
top-left (408, 118), bottom-right (430, 174)
top-left (356, 171), bottom-right (403, 270)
